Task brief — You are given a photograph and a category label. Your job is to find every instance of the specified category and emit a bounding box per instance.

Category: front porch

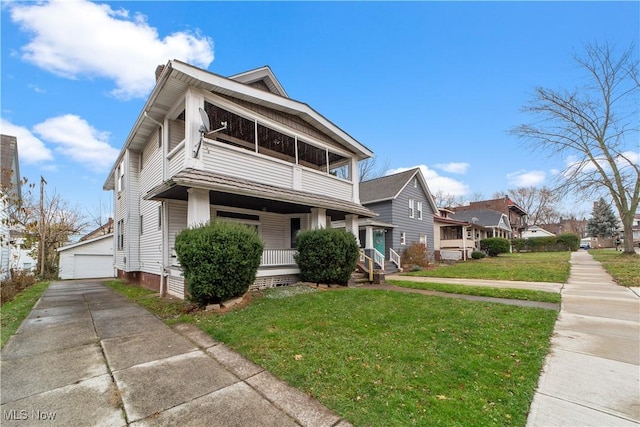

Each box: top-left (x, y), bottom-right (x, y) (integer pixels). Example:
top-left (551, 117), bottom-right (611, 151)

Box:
top-left (147, 169), bottom-right (376, 298)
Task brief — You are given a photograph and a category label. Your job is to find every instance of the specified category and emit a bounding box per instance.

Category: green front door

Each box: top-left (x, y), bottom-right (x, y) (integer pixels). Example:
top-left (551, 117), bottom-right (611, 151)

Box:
top-left (373, 230), bottom-right (385, 258)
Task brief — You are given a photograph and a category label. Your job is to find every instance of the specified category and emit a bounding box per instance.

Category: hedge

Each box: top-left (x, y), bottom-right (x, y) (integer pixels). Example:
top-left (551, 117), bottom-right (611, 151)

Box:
top-left (512, 233), bottom-right (580, 252)
top-left (480, 237), bottom-right (511, 257)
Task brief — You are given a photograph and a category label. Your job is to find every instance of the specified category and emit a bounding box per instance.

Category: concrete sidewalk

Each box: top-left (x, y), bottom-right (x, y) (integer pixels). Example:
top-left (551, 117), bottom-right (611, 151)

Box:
top-left (0, 281), bottom-right (350, 427)
top-left (385, 274), bottom-right (563, 293)
top-left (527, 251), bottom-right (640, 426)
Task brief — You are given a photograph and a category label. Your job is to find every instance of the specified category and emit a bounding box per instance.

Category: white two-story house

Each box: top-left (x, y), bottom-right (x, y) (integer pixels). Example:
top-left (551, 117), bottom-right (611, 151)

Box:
top-left (104, 61), bottom-right (376, 298)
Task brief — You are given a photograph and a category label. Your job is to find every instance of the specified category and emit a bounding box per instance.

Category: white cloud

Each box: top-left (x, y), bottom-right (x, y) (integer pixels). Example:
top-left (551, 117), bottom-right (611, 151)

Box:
top-left (506, 169), bottom-right (546, 187)
top-left (32, 115), bottom-right (119, 171)
top-left (387, 165), bottom-right (469, 196)
top-left (0, 119), bottom-right (54, 164)
top-left (434, 162), bottom-right (469, 174)
top-left (9, 0), bottom-right (214, 99)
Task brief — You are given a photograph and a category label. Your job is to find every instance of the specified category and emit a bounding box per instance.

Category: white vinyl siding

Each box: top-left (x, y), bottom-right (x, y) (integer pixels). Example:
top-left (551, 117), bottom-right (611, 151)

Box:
top-left (168, 200), bottom-right (188, 265)
top-left (202, 143), bottom-right (293, 188)
top-left (139, 132), bottom-right (164, 275)
top-left (300, 169), bottom-right (352, 201)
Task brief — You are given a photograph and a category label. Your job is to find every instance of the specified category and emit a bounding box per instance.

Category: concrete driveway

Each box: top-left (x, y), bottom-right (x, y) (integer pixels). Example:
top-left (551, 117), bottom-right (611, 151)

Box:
top-left (1, 281), bottom-right (350, 427)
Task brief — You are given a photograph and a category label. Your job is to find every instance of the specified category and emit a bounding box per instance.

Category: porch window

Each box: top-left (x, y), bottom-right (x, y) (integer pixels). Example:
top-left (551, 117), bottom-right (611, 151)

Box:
top-left (329, 151), bottom-right (351, 180)
top-left (117, 219), bottom-right (124, 250)
top-left (400, 232), bottom-right (406, 245)
top-left (417, 201), bottom-right (423, 220)
top-left (442, 226), bottom-right (463, 240)
top-left (408, 199), bottom-right (415, 218)
top-left (297, 139), bottom-right (327, 171)
top-left (257, 124), bottom-right (295, 163)
top-left (204, 102), bottom-right (255, 151)
top-left (290, 217), bottom-right (301, 248)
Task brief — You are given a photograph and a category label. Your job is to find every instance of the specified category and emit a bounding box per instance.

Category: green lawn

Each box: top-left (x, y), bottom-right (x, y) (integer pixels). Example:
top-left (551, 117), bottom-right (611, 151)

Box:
top-left (1, 282), bottom-right (49, 348)
top-left (404, 252), bottom-right (571, 283)
top-left (387, 280), bottom-right (561, 304)
top-left (108, 282), bottom-right (557, 427)
top-left (588, 249), bottom-right (640, 287)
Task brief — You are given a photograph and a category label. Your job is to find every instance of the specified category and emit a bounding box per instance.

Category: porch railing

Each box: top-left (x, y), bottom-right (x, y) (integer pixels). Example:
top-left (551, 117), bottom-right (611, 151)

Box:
top-left (261, 249), bottom-right (297, 267)
top-left (371, 248), bottom-right (385, 271)
top-left (389, 248), bottom-right (401, 269)
top-left (359, 250), bottom-right (374, 282)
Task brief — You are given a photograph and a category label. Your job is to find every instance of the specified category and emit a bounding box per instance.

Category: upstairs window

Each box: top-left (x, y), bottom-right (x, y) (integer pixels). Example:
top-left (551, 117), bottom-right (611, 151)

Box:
top-left (117, 160), bottom-right (125, 192)
top-left (409, 199), bottom-right (415, 218)
top-left (417, 201), bottom-right (423, 220)
top-left (117, 220), bottom-right (124, 250)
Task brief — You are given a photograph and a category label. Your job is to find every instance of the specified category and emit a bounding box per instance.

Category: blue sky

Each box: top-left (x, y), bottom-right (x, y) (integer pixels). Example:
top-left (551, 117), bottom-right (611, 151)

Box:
top-left (1, 0), bottom-right (638, 223)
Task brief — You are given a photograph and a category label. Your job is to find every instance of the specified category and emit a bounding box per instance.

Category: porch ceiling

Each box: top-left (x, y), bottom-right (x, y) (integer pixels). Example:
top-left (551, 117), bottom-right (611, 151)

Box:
top-left (145, 168), bottom-right (377, 220)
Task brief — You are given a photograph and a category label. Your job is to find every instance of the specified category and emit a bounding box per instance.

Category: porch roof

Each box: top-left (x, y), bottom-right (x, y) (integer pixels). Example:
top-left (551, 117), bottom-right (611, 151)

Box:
top-left (144, 168), bottom-right (378, 220)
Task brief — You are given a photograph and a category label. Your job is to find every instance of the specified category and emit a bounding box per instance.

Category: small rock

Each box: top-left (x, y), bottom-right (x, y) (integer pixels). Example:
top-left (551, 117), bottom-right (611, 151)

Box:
top-left (206, 303), bottom-right (221, 311)
top-left (221, 297), bottom-right (243, 308)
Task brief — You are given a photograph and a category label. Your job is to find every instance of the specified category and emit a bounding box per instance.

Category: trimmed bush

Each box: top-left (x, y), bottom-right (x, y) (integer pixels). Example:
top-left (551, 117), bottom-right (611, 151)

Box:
top-left (175, 221), bottom-right (263, 306)
top-left (480, 237), bottom-right (510, 257)
top-left (403, 242), bottom-right (430, 268)
top-left (512, 233), bottom-right (580, 252)
top-left (294, 228), bottom-right (359, 285)
top-left (471, 251), bottom-right (486, 260)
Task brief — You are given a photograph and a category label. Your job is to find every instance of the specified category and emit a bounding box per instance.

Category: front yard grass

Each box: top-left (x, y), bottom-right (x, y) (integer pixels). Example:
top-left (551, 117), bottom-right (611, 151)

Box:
top-left (1, 281), bottom-right (49, 348)
top-left (588, 249), bottom-right (640, 287)
top-left (387, 280), bottom-right (561, 304)
top-left (404, 252), bottom-right (571, 283)
top-left (108, 282), bottom-right (557, 426)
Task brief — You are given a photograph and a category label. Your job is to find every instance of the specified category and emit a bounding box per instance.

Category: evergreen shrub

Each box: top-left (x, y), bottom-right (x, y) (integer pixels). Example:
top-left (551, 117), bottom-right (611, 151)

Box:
top-left (294, 228), bottom-right (359, 285)
top-left (480, 237), bottom-right (511, 257)
top-left (471, 251), bottom-right (486, 259)
top-left (175, 221), bottom-right (263, 306)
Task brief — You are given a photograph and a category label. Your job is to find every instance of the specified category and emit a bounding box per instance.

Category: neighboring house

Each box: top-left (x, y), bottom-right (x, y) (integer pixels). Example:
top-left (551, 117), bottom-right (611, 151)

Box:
top-left (103, 61), bottom-right (376, 298)
top-left (357, 168), bottom-right (438, 268)
top-left (450, 209), bottom-right (512, 241)
top-left (433, 208), bottom-right (473, 261)
top-left (521, 225), bottom-right (555, 239)
top-left (9, 230), bottom-right (37, 272)
top-left (452, 196), bottom-right (527, 238)
top-left (541, 216), bottom-right (587, 237)
top-left (631, 214), bottom-right (640, 246)
top-left (81, 218), bottom-right (114, 241)
top-left (0, 134), bottom-right (22, 280)
top-left (58, 234), bottom-right (114, 280)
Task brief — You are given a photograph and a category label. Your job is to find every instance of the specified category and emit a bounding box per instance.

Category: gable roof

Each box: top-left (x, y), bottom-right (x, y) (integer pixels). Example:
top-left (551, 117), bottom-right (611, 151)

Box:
top-left (359, 168), bottom-right (438, 213)
top-left (104, 60), bottom-right (373, 190)
top-left (228, 66), bottom-right (288, 98)
top-left (57, 233), bottom-right (113, 253)
top-left (450, 209), bottom-right (512, 231)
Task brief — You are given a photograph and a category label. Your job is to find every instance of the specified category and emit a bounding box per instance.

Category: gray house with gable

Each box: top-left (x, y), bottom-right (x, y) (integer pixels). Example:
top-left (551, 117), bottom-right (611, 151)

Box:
top-left (358, 168), bottom-right (438, 267)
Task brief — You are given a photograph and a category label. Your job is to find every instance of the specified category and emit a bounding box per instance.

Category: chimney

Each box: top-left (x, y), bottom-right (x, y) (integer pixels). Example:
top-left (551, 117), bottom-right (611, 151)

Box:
top-left (155, 64), bottom-right (165, 81)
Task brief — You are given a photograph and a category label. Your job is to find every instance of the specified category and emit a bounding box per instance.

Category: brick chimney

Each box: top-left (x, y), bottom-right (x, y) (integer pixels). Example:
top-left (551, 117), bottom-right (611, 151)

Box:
top-left (155, 64), bottom-right (165, 81)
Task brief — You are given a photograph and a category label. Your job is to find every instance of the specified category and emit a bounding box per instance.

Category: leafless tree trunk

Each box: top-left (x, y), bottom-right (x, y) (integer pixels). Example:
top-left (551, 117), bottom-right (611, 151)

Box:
top-left (512, 42), bottom-right (639, 254)
top-left (508, 186), bottom-right (561, 226)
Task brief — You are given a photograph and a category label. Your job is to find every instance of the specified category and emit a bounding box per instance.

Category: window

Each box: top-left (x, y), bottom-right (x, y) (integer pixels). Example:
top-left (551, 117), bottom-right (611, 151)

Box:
top-left (290, 217), bottom-right (301, 249)
top-left (158, 205), bottom-right (162, 230)
top-left (408, 199), bottom-right (415, 218)
top-left (117, 220), bottom-right (124, 250)
top-left (442, 226), bottom-right (463, 240)
top-left (140, 215), bottom-right (143, 235)
top-left (417, 201), bottom-right (423, 220)
top-left (117, 160), bottom-right (125, 192)
top-left (413, 178), bottom-right (417, 188)
top-left (400, 232), bottom-right (406, 245)
top-left (419, 234), bottom-right (427, 245)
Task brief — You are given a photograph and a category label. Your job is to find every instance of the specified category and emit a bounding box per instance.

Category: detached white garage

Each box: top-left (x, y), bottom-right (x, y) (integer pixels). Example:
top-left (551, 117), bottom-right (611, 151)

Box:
top-left (58, 234), bottom-right (114, 280)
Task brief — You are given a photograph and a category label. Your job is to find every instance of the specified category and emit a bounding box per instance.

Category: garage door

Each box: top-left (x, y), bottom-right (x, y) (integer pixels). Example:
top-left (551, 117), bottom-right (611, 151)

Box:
top-left (73, 254), bottom-right (114, 279)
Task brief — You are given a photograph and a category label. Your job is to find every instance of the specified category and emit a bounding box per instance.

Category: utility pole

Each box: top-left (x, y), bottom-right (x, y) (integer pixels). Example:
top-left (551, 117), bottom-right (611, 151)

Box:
top-left (39, 176), bottom-right (46, 277)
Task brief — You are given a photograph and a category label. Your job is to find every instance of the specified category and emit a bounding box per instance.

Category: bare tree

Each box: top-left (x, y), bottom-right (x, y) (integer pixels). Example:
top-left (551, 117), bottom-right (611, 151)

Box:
top-left (512, 42), bottom-right (639, 253)
top-left (357, 156), bottom-right (389, 182)
top-left (86, 199), bottom-right (113, 236)
top-left (433, 191), bottom-right (484, 209)
top-left (508, 186), bottom-right (561, 225)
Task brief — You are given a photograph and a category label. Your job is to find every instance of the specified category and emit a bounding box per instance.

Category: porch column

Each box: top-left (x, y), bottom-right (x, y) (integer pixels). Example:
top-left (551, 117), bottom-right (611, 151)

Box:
top-left (310, 208), bottom-right (327, 229)
top-left (345, 214), bottom-right (360, 245)
top-left (187, 188), bottom-right (210, 227)
top-left (365, 225), bottom-right (374, 249)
